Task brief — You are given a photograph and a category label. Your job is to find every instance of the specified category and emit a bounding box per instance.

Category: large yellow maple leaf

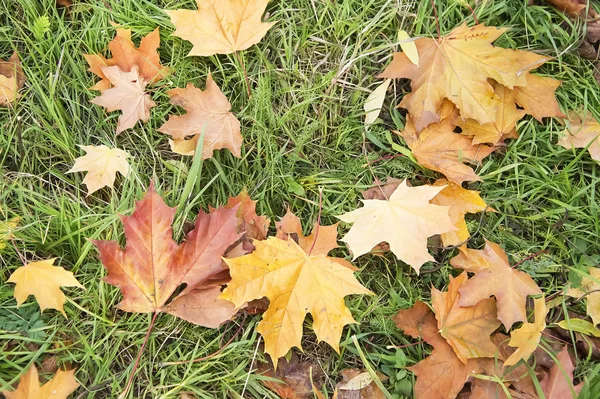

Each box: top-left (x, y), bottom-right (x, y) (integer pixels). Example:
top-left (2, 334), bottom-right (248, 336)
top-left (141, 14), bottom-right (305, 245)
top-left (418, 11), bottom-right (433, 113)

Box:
top-left (379, 24), bottom-right (548, 132)
top-left (165, 0), bottom-right (276, 56)
top-left (220, 237), bottom-right (372, 368)
top-left (2, 365), bottom-right (79, 399)
top-left (337, 179), bottom-right (455, 273)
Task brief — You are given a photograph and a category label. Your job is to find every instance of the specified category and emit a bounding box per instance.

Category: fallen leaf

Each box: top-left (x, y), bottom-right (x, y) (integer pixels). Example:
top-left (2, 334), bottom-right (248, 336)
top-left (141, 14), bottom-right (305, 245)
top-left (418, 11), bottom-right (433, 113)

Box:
top-left (223, 190), bottom-right (270, 241)
top-left (397, 30), bottom-right (419, 67)
top-left (0, 51), bottom-right (25, 106)
top-left (276, 209), bottom-right (339, 256)
top-left (158, 74), bottom-right (242, 159)
top-left (364, 79), bottom-right (391, 128)
top-left (544, 0), bottom-right (586, 16)
top-left (557, 112), bottom-right (600, 163)
top-left (258, 353), bottom-right (324, 398)
top-left (397, 102), bottom-right (496, 185)
top-left (336, 369), bottom-right (387, 399)
top-left (379, 24), bottom-right (547, 132)
top-left (557, 318), bottom-right (600, 337)
top-left (338, 179), bottom-right (455, 273)
top-left (504, 297), bottom-right (548, 366)
top-left (220, 237), bottom-right (372, 368)
top-left (450, 240), bottom-right (542, 329)
top-left (513, 74), bottom-right (565, 122)
top-left (84, 27), bottom-right (169, 91)
top-left (430, 179), bottom-right (490, 247)
top-left (165, 0), bottom-right (276, 56)
top-left (93, 183), bottom-right (240, 327)
top-left (431, 272), bottom-right (501, 364)
top-left (90, 65), bottom-right (156, 134)
top-left (540, 346), bottom-right (584, 398)
top-left (7, 259), bottom-right (83, 317)
top-left (566, 266), bottom-right (600, 325)
top-left (2, 365), bottom-right (79, 399)
top-left (360, 177), bottom-right (402, 200)
top-left (0, 217), bottom-right (19, 250)
top-left (68, 145), bottom-right (130, 196)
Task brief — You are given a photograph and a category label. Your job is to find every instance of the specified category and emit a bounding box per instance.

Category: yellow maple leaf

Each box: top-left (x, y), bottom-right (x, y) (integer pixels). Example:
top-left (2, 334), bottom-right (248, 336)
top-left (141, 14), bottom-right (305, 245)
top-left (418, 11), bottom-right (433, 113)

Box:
top-left (566, 266), bottom-right (600, 325)
top-left (68, 145), bottom-right (129, 196)
top-left (337, 179), bottom-right (455, 273)
top-left (379, 24), bottom-right (547, 132)
top-left (7, 259), bottom-right (84, 317)
top-left (431, 272), bottom-right (501, 364)
top-left (0, 217), bottom-right (19, 250)
top-left (165, 0), bottom-right (276, 56)
top-left (90, 65), bottom-right (156, 134)
top-left (504, 297), bottom-right (547, 366)
top-left (430, 178), bottom-right (490, 247)
top-left (2, 365), bottom-right (79, 399)
top-left (220, 237), bottom-right (372, 368)
top-left (558, 112), bottom-right (600, 163)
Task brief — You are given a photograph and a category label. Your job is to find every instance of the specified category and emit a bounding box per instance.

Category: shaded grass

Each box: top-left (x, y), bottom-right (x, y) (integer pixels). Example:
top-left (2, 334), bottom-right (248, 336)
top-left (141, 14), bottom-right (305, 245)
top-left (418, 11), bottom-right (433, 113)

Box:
top-left (1, 0), bottom-right (600, 397)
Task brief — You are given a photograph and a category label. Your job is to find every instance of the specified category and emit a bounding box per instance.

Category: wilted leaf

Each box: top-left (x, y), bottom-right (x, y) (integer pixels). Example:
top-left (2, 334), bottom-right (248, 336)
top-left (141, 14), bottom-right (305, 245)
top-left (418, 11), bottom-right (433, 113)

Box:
top-left (158, 74), bottom-right (242, 159)
top-left (540, 346), bottom-right (584, 398)
top-left (89, 65), bottom-right (156, 134)
top-left (338, 179), bottom-right (455, 273)
top-left (557, 112), bottom-right (600, 163)
top-left (84, 27), bottom-right (169, 91)
top-left (336, 369), bottom-right (388, 399)
top-left (431, 272), bottom-right (501, 364)
top-left (379, 24), bottom-right (547, 132)
top-left (360, 177), bottom-right (402, 200)
top-left (93, 183), bottom-right (240, 327)
top-left (450, 241), bottom-right (542, 329)
top-left (0, 51), bottom-right (25, 106)
top-left (2, 365), bottom-right (79, 399)
top-left (7, 259), bottom-right (83, 317)
top-left (165, 0), bottom-right (276, 56)
top-left (0, 216), bottom-right (19, 250)
top-left (220, 237), bottom-right (372, 368)
top-left (258, 353), bottom-right (324, 398)
top-left (504, 297), bottom-right (547, 366)
top-left (544, 0), bottom-right (587, 16)
top-left (566, 266), bottom-right (600, 325)
top-left (68, 145), bottom-right (129, 196)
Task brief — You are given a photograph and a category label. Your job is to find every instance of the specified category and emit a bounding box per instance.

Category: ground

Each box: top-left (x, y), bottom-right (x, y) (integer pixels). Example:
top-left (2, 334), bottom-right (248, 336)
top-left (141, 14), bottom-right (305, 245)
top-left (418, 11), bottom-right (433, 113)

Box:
top-left (1, 0), bottom-right (600, 398)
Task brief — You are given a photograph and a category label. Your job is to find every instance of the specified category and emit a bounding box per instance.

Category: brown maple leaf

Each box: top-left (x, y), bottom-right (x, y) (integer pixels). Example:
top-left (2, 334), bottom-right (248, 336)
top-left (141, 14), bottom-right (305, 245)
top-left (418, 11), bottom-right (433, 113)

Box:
top-left (158, 74), bottom-right (242, 159)
top-left (89, 65), bottom-right (156, 134)
top-left (540, 346), bottom-right (584, 398)
top-left (396, 102), bottom-right (496, 185)
top-left (450, 240), bottom-right (542, 329)
top-left (558, 112), bottom-right (600, 163)
top-left (379, 24), bottom-right (548, 132)
top-left (361, 177), bottom-right (403, 200)
top-left (84, 27), bottom-right (169, 91)
top-left (93, 182), bottom-right (240, 327)
top-left (431, 272), bottom-right (501, 364)
top-left (258, 353), bottom-right (324, 399)
top-left (0, 51), bottom-right (25, 106)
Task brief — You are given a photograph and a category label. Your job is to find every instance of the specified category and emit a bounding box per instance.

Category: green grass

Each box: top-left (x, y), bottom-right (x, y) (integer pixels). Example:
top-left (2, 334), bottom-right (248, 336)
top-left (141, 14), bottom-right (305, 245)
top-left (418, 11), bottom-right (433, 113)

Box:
top-left (1, 0), bottom-right (600, 397)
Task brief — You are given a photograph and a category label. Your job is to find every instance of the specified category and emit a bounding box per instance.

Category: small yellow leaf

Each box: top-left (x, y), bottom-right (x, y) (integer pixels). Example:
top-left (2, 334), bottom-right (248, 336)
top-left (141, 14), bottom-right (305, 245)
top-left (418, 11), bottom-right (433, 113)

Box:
top-left (397, 29), bottom-right (419, 66)
top-left (0, 217), bottom-right (19, 250)
top-left (364, 79), bottom-right (391, 128)
top-left (557, 318), bottom-right (600, 338)
top-left (504, 297), bottom-right (547, 366)
top-left (68, 145), bottom-right (130, 196)
top-left (7, 259), bottom-right (84, 317)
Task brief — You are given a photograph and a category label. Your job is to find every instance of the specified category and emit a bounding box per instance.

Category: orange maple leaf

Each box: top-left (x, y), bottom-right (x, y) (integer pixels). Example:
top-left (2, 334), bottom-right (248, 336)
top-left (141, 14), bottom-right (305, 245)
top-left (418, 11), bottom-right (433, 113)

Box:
top-left (541, 346), bottom-right (584, 398)
top-left (0, 51), bottom-right (25, 106)
top-left (84, 27), bottom-right (169, 91)
top-left (93, 183), bottom-right (240, 327)
top-left (158, 74), bottom-right (242, 159)
top-left (2, 365), bottom-right (79, 399)
top-left (276, 209), bottom-right (339, 256)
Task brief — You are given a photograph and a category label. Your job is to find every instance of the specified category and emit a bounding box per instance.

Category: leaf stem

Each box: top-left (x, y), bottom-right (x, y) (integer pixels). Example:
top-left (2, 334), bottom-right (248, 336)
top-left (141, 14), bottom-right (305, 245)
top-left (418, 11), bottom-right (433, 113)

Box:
top-left (119, 311), bottom-right (159, 399)
top-left (234, 51), bottom-right (252, 98)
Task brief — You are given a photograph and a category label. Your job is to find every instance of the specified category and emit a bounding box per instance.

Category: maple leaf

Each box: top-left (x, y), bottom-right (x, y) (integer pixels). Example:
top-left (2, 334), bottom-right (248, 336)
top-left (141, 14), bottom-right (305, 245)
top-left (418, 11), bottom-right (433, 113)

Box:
top-left (2, 365), bottom-right (79, 399)
top-left (545, 0), bottom-right (587, 16)
top-left (7, 259), bottom-right (83, 317)
top-left (165, 0), bottom-right (276, 56)
top-left (93, 183), bottom-right (240, 327)
top-left (276, 209), bottom-right (339, 256)
top-left (566, 266), bottom-right (600, 325)
top-left (557, 112), bottom-right (600, 163)
top-left (0, 216), bottom-right (19, 250)
top-left (68, 145), bottom-right (129, 196)
top-left (431, 272), bottom-right (501, 364)
top-left (430, 179), bottom-right (490, 247)
top-left (379, 24), bottom-right (548, 132)
top-left (90, 65), bottom-right (156, 134)
top-left (504, 297), bottom-right (548, 366)
top-left (337, 179), bottom-right (455, 273)
top-left (540, 346), bottom-right (584, 398)
top-left (220, 237), bottom-right (373, 368)
top-left (361, 177), bottom-right (403, 200)
top-left (513, 74), bottom-right (565, 122)
top-left (258, 352), bottom-right (324, 399)
top-left (84, 27), bottom-right (169, 91)
top-left (158, 74), bottom-right (242, 159)
top-left (450, 241), bottom-right (542, 329)
top-left (0, 51), bottom-right (25, 106)
top-left (397, 102), bottom-right (496, 185)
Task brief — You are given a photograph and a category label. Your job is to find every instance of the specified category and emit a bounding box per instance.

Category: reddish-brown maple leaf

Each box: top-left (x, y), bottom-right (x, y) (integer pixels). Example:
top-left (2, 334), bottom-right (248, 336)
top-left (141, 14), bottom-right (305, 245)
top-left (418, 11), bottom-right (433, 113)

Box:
top-left (540, 346), bottom-right (584, 398)
top-left (93, 182), bottom-right (241, 327)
